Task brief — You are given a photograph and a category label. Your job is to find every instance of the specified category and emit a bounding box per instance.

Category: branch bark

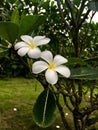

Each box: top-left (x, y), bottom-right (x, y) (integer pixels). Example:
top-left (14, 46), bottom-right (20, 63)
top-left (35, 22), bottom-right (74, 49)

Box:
top-left (55, 0), bottom-right (70, 29)
top-left (65, 0), bottom-right (76, 26)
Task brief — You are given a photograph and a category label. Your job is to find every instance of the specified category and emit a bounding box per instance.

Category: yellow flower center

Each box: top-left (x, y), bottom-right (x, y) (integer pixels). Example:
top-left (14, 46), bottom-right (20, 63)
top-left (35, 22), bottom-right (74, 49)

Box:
top-left (48, 62), bottom-right (56, 70)
top-left (28, 43), bottom-right (36, 49)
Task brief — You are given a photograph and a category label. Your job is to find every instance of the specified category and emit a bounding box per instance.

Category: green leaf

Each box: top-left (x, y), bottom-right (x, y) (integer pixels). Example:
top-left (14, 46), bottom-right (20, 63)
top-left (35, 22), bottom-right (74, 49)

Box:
top-left (31, 0), bottom-right (41, 2)
top-left (30, 0), bottom-right (43, 4)
top-left (67, 57), bottom-right (87, 67)
top-left (70, 67), bottom-right (98, 80)
top-left (18, 15), bottom-right (45, 36)
top-left (6, 0), bottom-right (16, 4)
top-left (0, 22), bottom-right (18, 43)
top-left (33, 89), bottom-right (56, 128)
top-left (0, 47), bottom-right (8, 54)
top-left (74, 0), bottom-right (81, 6)
top-left (88, 1), bottom-right (98, 11)
top-left (11, 9), bottom-right (20, 25)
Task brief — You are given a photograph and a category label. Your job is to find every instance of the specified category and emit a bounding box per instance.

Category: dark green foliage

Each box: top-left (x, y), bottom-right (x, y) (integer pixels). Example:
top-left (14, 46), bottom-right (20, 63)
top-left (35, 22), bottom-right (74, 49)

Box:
top-left (88, 0), bottom-right (98, 11)
top-left (0, 22), bottom-right (18, 43)
top-left (33, 90), bottom-right (56, 128)
top-left (73, 0), bottom-right (81, 6)
top-left (71, 67), bottom-right (98, 79)
top-left (11, 9), bottom-right (20, 25)
top-left (18, 15), bottom-right (45, 36)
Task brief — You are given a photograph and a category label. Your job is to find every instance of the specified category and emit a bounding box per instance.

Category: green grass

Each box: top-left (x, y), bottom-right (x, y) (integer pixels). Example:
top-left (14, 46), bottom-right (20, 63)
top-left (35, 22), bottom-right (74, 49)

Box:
top-left (0, 78), bottom-right (65, 130)
top-left (1, 78), bottom-right (97, 130)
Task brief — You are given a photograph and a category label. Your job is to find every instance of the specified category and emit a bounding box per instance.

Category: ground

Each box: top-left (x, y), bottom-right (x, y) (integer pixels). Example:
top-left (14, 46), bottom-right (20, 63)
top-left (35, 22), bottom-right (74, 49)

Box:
top-left (0, 78), bottom-right (65, 130)
top-left (0, 77), bottom-right (97, 130)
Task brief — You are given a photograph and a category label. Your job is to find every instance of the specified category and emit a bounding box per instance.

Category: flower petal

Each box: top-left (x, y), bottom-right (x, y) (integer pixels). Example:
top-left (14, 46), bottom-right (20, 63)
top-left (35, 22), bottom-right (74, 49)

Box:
top-left (37, 38), bottom-right (50, 46)
top-left (41, 50), bottom-right (53, 63)
top-left (55, 65), bottom-right (71, 78)
top-left (32, 61), bottom-right (48, 74)
top-left (14, 42), bottom-right (27, 50)
top-left (28, 47), bottom-right (41, 59)
top-left (45, 70), bottom-right (58, 84)
top-left (54, 55), bottom-right (68, 66)
top-left (21, 35), bottom-right (33, 43)
top-left (17, 47), bottom-right (29, 56)
top-left (33, 36), bottom-right (45, 42)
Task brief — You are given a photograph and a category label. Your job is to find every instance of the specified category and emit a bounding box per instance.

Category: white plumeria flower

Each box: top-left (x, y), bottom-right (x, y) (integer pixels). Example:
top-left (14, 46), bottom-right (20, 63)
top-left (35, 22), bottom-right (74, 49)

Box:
top-left (14, 35), bottom-right (50, 59)
top-left (32, 50), bottom-right (71, 85)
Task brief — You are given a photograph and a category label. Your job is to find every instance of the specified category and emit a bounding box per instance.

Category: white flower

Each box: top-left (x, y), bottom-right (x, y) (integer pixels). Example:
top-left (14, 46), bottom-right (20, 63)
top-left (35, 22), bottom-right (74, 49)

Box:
top-left (32, 50), bottom-right (71, 84)
top-left (14, 35), bottom-right (50, 58)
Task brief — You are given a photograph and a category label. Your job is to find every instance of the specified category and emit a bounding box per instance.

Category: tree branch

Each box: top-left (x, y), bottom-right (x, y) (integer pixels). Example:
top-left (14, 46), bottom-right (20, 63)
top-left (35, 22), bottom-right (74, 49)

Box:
top-left (65, 0), bottom-right (76, 26)
top-left (77, 9), bottom-right (91, 29)
top-left (81, 102), bottom-right (98, 117)
top-left (84, 56), bottom-right (98, 61)
top-left (55, 0), bottom-right (70, 29)
top-left (76, 0), bottom-right (88, 25)
top-left (56, 95), bottom-right (72, 130)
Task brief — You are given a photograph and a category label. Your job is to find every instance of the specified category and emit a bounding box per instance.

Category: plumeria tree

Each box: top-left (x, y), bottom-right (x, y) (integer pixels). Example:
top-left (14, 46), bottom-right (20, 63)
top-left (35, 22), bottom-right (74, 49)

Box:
top-left (0, 0), bottom-right (98, 130)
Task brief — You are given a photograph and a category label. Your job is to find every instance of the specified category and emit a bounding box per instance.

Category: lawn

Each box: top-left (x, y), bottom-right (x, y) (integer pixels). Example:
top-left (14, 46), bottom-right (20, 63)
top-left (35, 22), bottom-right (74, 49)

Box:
top-left (0, 78), bottom-right (98, 130)
top-left (0, 77), bottom-right (65, 130)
